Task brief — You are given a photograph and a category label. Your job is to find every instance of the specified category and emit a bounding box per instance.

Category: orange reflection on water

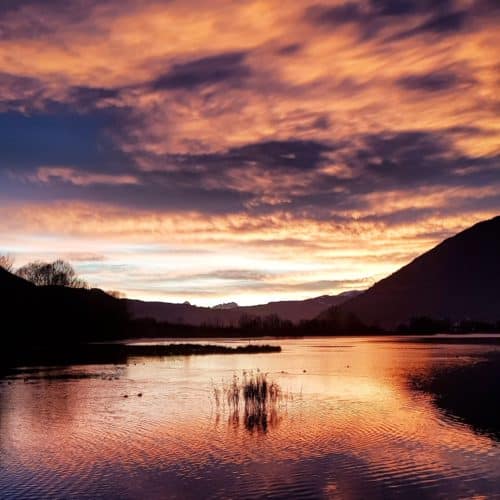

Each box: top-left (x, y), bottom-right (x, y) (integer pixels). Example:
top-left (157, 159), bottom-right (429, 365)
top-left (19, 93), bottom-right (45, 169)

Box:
top-left (1, 338), bottom-right (499, 499)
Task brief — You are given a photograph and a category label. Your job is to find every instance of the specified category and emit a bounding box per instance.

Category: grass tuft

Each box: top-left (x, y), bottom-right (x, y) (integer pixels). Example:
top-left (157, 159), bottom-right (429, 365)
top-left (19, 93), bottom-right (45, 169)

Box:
top-left (213, 370), bottom-right (289, 432)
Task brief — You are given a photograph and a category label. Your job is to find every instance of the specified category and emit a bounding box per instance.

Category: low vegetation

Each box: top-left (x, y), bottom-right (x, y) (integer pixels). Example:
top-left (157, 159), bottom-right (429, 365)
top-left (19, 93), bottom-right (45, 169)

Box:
top-left (125, 343), bottom-right (281, 357)
top-left (213, 371), bottom-right (289, 433)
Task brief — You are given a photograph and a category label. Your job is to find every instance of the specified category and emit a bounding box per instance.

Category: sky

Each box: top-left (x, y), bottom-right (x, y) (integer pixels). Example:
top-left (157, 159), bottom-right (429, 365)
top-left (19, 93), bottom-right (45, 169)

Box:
top-left (0, 0), bottom-right (499, 306)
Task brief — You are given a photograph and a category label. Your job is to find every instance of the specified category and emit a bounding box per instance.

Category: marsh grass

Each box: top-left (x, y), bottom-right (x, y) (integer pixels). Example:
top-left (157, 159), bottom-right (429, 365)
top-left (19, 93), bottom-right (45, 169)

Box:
top-left (212, 370), bottom-right (290, 432)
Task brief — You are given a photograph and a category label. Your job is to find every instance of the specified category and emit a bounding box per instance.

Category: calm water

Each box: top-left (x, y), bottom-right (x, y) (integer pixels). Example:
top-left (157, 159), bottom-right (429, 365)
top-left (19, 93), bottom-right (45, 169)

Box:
top-left (1, 336), bottom-right (500, 499)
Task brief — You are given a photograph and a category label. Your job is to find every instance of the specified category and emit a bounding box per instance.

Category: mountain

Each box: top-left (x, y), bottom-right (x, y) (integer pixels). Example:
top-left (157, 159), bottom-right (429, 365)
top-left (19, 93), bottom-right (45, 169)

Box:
top-left (328, 216), bottom-right (500, 329)
top-left (126, 291), bottom-right (361, 326)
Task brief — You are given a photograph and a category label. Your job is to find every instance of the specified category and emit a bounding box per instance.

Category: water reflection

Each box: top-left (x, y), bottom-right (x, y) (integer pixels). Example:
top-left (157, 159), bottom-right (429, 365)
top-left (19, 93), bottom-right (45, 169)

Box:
top-left (0, 337), bottom-right (499, 499)
top-left (223, 399), bottom-right (285, 434)
top-left (410, 350), bottom-right (500, 441)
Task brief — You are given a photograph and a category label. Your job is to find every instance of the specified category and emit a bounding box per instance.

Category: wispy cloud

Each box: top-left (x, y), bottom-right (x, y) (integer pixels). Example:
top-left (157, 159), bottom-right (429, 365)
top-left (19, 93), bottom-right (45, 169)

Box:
top-left (24, 166), bottom-right (140, 186)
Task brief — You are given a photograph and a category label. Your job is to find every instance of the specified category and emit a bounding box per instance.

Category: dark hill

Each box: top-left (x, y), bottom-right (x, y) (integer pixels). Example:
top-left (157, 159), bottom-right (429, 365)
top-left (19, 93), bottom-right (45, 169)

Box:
top-left (1, 267), bottom-right (37, 322)
top-left (1, 268), bottom-right (129, 345)
top-left (0, 266), bottom-right (34, 291)
top-left (126, 291), bottom-right (361, 326)
top-left (326, 216), bottom-right (500, 328)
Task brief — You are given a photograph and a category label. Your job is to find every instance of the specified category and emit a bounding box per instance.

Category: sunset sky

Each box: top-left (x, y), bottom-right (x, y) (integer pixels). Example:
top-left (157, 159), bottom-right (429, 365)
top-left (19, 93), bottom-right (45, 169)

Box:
top-left (1, 0), bottom-right (499, 305)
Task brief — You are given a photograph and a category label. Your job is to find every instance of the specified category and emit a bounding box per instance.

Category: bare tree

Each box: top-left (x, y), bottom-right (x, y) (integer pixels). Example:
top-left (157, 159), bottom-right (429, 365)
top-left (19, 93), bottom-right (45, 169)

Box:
top-left (0, 254), bottom-right (14, 272)
top-left (16, 259), bottom-right (88, 288)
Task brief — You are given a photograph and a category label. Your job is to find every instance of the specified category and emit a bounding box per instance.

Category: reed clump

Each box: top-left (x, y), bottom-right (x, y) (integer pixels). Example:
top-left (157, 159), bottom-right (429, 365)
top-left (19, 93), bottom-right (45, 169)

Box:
top-left (213, 370), bottom-right (288, 432)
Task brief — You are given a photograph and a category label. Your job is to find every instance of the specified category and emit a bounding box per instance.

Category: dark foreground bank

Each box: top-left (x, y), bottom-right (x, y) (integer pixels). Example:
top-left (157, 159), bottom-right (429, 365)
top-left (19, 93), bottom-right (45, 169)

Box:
top-left (1, 343), bottom-right (281, 375)
top-left (411, 351), bottom-right (500, 440)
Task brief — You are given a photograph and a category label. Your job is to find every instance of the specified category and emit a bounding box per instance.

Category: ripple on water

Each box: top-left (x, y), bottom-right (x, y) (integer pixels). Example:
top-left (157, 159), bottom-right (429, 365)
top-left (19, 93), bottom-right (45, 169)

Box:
top-left (1, 338), bottom-right (500, 499)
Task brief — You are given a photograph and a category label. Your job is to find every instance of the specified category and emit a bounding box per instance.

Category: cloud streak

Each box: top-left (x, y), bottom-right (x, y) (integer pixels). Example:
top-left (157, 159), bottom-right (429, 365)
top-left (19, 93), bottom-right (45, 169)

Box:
top-left (26, 166), bottom-right (140, 186)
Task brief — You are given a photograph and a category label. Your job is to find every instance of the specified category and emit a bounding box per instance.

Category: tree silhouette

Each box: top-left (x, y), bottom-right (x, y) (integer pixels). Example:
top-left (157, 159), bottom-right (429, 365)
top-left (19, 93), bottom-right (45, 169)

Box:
top-left (16, 259), bottom-right (88, 288)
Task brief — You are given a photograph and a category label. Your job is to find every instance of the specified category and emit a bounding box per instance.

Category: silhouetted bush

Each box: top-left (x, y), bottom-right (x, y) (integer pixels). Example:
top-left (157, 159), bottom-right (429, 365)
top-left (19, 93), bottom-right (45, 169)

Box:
top-left (16, 259), bottom-right (88, 288)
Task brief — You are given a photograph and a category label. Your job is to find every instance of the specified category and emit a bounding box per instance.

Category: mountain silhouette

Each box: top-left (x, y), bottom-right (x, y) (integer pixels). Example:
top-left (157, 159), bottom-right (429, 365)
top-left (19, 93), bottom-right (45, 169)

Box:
top-left (127, 291), bottom-right (361, 326)
top-left (327, 216), bottom-right (500, 328)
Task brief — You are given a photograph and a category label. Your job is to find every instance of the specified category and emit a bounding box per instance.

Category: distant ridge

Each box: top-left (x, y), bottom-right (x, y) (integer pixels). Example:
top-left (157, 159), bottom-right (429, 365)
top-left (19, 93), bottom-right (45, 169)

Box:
top-left (127, 291), bottom-right (361, 326)
top-left (328, 216), bottom-right (500, 328)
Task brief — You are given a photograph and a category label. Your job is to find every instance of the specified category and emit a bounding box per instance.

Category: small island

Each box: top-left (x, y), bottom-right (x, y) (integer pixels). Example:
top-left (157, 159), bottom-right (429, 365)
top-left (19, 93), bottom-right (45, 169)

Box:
top-left (2, 342), bottom-right (281, 375)
top-left (124, 343), bottom-right (281, 356)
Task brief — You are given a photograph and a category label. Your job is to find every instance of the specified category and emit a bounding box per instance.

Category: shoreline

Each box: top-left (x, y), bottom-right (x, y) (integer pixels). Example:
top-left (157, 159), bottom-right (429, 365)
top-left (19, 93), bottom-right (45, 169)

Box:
top-left (0, 342), bottom-right (281, 375)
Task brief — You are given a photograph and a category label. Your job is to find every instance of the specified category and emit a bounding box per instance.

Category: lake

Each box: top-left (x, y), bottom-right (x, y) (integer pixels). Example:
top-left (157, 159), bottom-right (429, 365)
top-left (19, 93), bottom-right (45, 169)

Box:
top-left (1, 336), bottom-right (499, 499)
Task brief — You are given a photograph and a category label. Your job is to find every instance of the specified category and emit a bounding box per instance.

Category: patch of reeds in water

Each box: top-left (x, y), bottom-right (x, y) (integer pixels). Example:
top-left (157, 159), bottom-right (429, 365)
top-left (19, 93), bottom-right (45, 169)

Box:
top-left (212, 370), bottom-right (289, 433)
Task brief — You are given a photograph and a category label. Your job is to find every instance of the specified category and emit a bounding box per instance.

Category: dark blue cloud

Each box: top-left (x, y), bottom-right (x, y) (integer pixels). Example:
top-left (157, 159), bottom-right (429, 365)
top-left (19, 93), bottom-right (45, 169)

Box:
top-left (305, 3), bottom-right (365, 26)
top-left (151, 52), bottom-right (251, 91)
top-left (0, 0), bottom-right (67, 15)
top-left (0, 174), bottom-right (251, 215)
top-left (397, 70), bottom-right (470, 92)
top-left (238, 130), bottom-right (500, 219)
top-left (0, 0), bottom-right (141, 16)
top-left (0, 0), bottom-right (100, 39)
top-left (392, 10), bottom-right (468, 40)
top-left (370, 0), bottom-right (421, 16)
top-left (135, 132), bottom-right (499, 218)
top-left (68, 86), bottom-right (121, 107)
top-left (306, 0), bottom-right (448, 28)
top-left (0, 72), bottom-right (123, 113)
top-left (415, 10), bottom-right (468, 33)
top-left (359, 131), bottom-right (452, 183)
top-left (306, 1), bottom-right (488, 41)
top-left (276, 43), bottom-right (302, 56)
top-left (0, 0), bottom-right (141, 40)
top-left (369, 0), bottom-right (453, 17)
top-left (222, 140), bottom-right (333, 170)
top-left (0, 72), bottom-right (44, 110)
top-left (140, 140), bottom-right (334, 177)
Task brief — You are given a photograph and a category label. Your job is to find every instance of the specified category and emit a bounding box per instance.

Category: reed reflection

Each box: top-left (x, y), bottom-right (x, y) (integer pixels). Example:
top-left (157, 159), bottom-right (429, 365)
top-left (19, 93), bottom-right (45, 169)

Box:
top-left (226, 406), bottom-right (284, 434)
